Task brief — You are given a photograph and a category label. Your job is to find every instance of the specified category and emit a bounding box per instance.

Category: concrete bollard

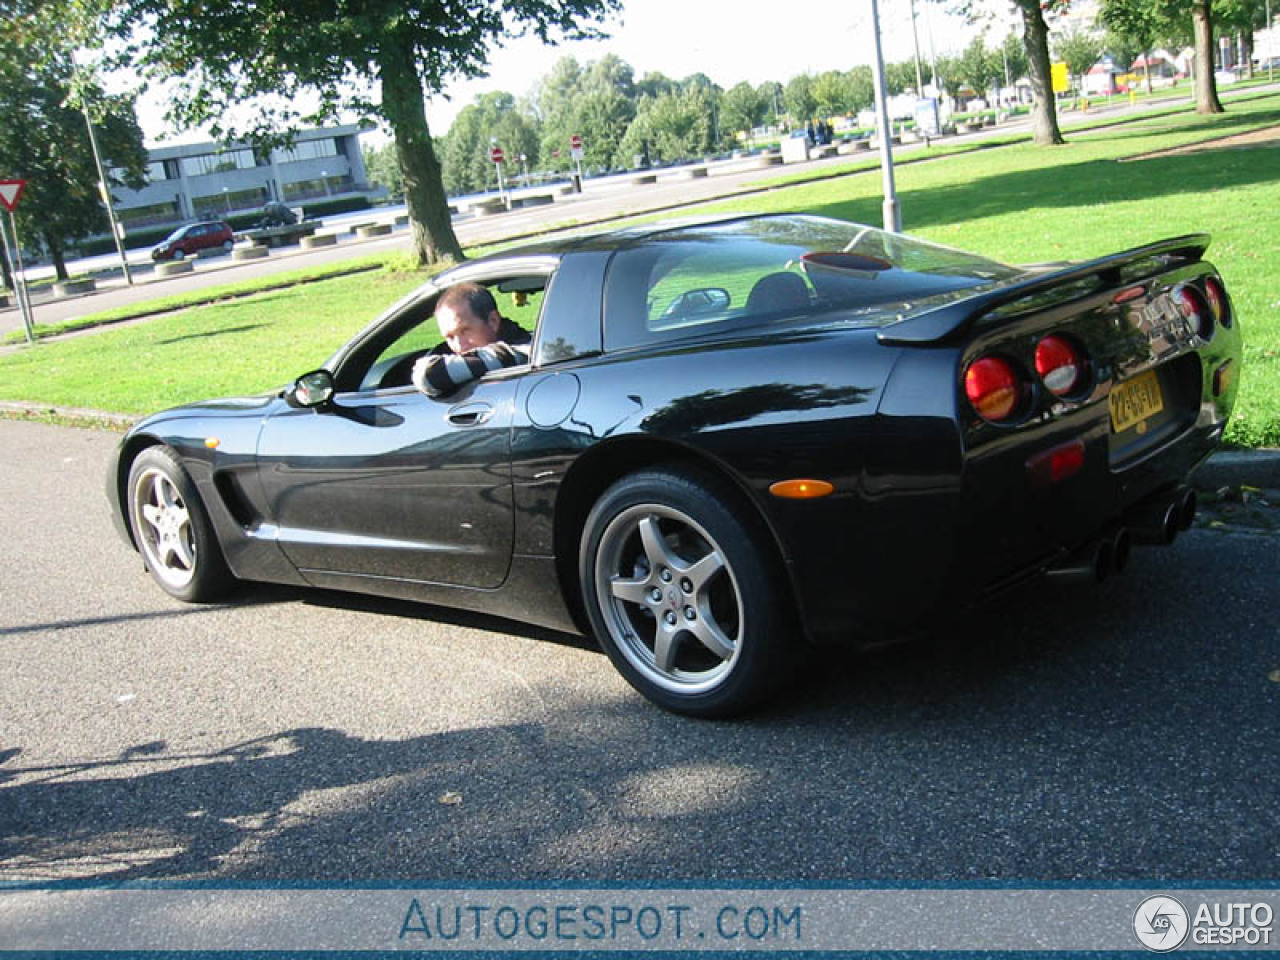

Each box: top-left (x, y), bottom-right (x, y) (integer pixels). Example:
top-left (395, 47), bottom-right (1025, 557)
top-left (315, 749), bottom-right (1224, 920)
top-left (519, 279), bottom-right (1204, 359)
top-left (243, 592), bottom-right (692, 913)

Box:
top-left (356, 224), bottom-right (393, 238)
top-left (232, 245), bottom-right (270, 261)
top-left (630, 173), bottom-right (657, 185)
top-left (301, 233), bottom-right (338, 249)
top-left (685, 167), bottom-right (709, 179)
top-left (53, 278), bottom-right (97, 297)
top-left (155, 260), bottom-right (194, 278)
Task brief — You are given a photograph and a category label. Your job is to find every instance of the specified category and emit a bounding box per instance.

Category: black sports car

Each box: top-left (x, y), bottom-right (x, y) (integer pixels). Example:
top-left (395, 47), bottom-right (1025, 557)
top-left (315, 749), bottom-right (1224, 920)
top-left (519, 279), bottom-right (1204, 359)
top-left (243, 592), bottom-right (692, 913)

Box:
top-left (107, 214), bottom-right (1242, 716)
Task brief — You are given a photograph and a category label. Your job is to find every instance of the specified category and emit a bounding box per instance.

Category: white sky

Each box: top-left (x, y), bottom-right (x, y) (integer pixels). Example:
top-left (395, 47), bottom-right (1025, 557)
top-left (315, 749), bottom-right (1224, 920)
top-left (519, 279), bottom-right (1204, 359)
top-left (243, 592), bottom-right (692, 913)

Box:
top-left (134, 0), bottom-right (1008, 146)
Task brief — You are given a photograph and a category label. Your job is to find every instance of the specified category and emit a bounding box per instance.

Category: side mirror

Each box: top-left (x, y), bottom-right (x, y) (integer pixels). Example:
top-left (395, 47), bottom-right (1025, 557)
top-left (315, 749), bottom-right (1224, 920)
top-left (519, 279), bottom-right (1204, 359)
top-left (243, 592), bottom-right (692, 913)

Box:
top-left (291, 369), bottom-right (335, 408)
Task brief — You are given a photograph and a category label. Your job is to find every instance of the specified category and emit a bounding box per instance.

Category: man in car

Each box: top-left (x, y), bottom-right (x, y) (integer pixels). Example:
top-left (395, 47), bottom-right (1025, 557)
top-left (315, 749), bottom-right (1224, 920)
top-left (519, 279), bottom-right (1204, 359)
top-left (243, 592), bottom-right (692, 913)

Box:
top-left (411, 282), bottom-right (531, 397)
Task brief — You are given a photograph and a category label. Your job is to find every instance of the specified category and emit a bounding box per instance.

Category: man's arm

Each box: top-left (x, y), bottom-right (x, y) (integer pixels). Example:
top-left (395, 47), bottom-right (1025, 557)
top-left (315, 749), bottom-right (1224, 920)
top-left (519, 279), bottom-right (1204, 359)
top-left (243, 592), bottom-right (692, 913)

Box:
top-left (411, 342), bottom-right (530, 397)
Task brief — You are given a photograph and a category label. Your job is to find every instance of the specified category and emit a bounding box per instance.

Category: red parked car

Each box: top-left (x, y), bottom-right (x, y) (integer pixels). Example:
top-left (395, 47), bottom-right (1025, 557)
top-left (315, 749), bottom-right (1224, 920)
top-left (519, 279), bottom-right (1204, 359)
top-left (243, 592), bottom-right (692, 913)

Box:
top-left (150, 220), bottom-right (234, 261)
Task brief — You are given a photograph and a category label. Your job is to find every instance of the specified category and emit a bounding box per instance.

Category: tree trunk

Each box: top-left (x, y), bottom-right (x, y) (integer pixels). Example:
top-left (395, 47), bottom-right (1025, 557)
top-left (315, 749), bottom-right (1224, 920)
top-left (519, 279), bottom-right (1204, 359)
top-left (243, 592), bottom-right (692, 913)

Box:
top-left (377, 32), bottom-right (465, 266)
top-left (1016, 0), bottom-right (1065, 145)
top-left (45, 235), bottom-right (68, 282)
top-left (1193, 0), bottom-right (1224, 113)
top-left (1241, 32), bottom-right (1254, 79)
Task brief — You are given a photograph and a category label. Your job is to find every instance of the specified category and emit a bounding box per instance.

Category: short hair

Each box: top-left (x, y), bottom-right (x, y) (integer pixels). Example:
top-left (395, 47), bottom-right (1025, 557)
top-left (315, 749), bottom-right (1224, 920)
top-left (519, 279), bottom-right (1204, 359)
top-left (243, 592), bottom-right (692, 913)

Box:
top-left (437, 281), bottom-right (497, 321)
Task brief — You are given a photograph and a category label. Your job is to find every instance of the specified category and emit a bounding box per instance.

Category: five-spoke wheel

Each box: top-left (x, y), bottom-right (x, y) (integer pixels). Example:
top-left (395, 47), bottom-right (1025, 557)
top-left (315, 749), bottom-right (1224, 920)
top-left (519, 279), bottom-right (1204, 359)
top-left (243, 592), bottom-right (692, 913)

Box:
top-left (580, 468), bottom-right (790, 717)
top-left (127, 446), bottom-right (231, 602)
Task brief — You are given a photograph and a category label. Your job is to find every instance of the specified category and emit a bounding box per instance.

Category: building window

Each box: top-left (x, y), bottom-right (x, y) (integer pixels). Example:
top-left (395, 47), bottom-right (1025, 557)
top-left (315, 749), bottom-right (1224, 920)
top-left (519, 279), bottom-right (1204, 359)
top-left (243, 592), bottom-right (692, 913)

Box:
top-left (184, 149), bottom-right (258, 177)
top-left (277, 138), bottom-right (341, 163)
top-left (145, 161), bottom-right (168, 182)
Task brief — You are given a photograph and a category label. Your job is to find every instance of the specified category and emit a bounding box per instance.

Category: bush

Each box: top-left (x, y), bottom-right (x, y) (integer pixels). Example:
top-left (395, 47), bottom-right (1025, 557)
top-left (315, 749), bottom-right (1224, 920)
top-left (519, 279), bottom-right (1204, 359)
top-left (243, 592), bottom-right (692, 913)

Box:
top-left (301, 196), bottom-right (372, 218)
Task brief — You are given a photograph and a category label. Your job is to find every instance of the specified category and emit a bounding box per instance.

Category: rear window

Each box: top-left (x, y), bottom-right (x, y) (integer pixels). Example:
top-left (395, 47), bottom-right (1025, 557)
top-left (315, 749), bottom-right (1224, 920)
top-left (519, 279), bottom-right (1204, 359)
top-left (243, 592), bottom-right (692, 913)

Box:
top-left (602, 215), bottom-right (1019, 351)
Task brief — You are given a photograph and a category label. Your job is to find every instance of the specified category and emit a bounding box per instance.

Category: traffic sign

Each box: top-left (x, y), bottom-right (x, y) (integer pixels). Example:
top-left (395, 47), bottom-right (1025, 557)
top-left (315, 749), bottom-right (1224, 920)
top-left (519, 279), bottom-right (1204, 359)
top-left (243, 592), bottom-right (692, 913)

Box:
top-left (570, 135), bottom-right (582, 149)
top-left (489, 146), bottom-right (504, 164)
top-left (0, 179), bottom-right (25, 212)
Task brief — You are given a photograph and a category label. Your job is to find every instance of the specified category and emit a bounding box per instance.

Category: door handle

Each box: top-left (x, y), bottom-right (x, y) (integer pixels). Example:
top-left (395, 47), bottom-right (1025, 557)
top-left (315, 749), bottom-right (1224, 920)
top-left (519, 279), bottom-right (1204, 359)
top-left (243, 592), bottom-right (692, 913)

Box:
top-left (447, 401), bottom-right (494, 427)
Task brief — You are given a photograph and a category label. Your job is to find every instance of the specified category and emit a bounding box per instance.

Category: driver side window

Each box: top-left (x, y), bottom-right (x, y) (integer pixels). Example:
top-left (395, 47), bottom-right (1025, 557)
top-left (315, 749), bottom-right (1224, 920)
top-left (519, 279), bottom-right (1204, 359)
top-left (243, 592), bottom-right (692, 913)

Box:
top-left (347, 278), bottom-right (548, 394)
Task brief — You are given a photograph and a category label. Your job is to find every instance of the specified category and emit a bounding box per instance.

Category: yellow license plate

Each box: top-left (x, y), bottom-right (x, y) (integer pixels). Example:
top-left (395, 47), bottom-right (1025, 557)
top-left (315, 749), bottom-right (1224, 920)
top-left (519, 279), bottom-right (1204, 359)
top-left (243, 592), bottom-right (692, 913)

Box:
top-left (1110, 369), bottom-right (1164, 433)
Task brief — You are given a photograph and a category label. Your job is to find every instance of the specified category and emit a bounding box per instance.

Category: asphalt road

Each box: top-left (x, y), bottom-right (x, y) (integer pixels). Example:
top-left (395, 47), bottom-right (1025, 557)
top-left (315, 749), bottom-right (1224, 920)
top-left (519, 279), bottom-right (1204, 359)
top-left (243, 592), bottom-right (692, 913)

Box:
top-left (1, 418), bottom-right (1276, 884)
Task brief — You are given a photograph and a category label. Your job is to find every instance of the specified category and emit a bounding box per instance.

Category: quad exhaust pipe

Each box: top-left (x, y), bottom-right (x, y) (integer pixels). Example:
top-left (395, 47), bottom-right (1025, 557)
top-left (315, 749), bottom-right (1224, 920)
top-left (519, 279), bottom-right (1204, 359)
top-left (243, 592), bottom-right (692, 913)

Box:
top-left (1046, 526), bottom-right (1132, 584)
top-left (1126, 486), bottom-right (1196, 545)
top-left (1046, 487), bottom-right (1195, 585)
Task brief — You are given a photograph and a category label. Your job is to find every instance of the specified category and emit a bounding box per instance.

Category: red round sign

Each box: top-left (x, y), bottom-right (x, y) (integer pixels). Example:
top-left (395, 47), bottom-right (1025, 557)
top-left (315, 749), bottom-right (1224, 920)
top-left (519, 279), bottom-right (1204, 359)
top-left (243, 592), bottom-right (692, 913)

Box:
top-left (489, 146), bottom-right (504, 164)
top-left (570, 135), bottom-right (582, 149)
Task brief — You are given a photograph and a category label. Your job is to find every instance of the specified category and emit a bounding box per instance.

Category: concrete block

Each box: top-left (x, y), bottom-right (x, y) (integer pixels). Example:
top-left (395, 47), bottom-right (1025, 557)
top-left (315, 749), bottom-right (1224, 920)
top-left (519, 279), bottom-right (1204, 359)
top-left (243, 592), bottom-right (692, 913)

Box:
top-left (155, 260), bottom-right (194, 277)
top-left (685, 166), bottom-right (709, 179)
top-left (631, 173), bottom-right (658, 185)
top-left (232, 245), bottom-right (270, 261)
top-left (301, 233), bottom-right (338, 249)
top-left (53, 278), bottom-right (97, 297)
top-left (356, 223), bottom-right (393, 238)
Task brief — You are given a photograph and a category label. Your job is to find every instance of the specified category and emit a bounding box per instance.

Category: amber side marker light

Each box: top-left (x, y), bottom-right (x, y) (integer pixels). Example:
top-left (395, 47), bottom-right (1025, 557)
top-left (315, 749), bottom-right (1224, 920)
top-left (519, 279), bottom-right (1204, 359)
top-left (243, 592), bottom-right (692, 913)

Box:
top-left (205, 437), bottom-right (221, 449)
top-left (769, 479), bottom-right (835, 499)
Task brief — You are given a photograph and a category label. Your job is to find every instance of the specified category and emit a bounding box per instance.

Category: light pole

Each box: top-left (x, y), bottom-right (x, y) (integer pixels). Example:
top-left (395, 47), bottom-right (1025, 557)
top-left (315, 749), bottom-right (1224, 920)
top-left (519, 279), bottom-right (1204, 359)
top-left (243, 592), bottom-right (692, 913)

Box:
top-left (909, 0), bottom-right (925, 96)
top-left (869, 0), bottom-right (901, 232)
top-left (81, 101), bottom-right (133, 285)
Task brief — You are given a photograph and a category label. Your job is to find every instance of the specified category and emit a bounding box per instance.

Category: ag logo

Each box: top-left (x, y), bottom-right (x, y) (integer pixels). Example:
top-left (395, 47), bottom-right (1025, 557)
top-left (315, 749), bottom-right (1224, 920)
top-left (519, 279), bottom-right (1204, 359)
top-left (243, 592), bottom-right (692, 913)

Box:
top-left (1134, 895), bottom-right (1190, 952)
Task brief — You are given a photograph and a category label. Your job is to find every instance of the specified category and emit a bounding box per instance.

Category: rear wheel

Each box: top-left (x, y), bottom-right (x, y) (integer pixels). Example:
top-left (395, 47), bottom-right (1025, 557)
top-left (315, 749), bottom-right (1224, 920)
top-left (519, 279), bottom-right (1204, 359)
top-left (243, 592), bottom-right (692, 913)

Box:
top-left (579, 468), bottom-right (792, 717)
top-left (172, 249), bottom-right (185, 261)
top-left (126, 446), bottom-right (232, 602)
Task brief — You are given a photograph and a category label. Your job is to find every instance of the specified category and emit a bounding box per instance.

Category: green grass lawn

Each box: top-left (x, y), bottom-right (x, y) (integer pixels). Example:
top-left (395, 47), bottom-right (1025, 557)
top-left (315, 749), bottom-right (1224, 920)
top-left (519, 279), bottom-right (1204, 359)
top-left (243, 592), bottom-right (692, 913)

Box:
top-left (1, 94), bottom-right (1277, 445)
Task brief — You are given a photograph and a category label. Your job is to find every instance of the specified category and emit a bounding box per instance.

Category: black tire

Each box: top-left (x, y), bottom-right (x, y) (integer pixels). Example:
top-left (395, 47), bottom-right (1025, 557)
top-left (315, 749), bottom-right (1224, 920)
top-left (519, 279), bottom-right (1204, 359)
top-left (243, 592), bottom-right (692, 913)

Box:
top-left (221, 240), bottom-right (233, 253)
top-left (126, 446), bottom-right (232, 602)
top-left (579, 467), bottom-right (792, 717)
top-left (172, 249), bottom-right (185, 261)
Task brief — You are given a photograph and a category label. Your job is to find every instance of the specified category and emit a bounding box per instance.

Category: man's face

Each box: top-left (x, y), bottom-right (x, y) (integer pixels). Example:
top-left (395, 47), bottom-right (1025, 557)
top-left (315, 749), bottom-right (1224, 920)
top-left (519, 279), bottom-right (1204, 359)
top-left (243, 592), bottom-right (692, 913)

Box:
top-left (436, 301), bottom-right (500, 354)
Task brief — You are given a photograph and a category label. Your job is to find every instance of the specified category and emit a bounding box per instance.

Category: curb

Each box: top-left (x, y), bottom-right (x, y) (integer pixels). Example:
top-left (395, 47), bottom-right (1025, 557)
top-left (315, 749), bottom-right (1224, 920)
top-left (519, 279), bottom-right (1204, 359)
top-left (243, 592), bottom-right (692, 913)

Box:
top-left (1192, 449), bottom-right (1280, 490)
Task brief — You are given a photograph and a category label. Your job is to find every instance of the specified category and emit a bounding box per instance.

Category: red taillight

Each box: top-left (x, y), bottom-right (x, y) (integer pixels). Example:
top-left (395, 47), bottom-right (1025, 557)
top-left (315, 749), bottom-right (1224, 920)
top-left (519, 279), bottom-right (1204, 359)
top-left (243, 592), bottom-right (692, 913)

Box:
top-left (1203, 276), bottom-right (1230, 329)
top-left (1174, 284), bottom-right (1213, 340)
top-left (1034, 334), bottom-right (1088, 398)
top-left (965, 356), bottom-right (1022, 422)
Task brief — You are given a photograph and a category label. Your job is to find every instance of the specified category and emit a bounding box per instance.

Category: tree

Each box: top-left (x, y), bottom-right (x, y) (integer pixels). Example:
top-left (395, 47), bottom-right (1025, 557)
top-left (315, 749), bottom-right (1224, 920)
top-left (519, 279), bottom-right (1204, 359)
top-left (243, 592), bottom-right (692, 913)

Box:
top-left (1054, 28), bottom-right (1106, 84)
top-left (441, 92), bottom-right (539, 195)
top-left (362, 141), bottom-right (404, 201)
top-left (811, 70), bottom-right (851, 118)
top-left (720, 81), bottom-right (764, 140)
top-left (96, 0), bottom-right (621, 266)
top-left (955, 36), bottom-right (1001, 95)
top-left (783, 74), bottom-right (816, 125)
top-left (1191, 0), bottom-right (1225, 112)
top-left (1012, 0), bottom-right (1066, 144)
top-left (0, 3), bottom-right (147, 282)
top-left (1099, 0), bottom-right (1224, 112)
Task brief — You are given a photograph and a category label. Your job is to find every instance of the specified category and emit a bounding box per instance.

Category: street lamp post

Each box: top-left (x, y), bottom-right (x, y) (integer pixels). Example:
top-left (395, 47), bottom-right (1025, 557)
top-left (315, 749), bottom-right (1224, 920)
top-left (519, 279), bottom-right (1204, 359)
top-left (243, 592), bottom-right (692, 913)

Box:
top-left (81, 102), bottom-right (133, 285)
top-left (869, 0), bottom-right (901, 232)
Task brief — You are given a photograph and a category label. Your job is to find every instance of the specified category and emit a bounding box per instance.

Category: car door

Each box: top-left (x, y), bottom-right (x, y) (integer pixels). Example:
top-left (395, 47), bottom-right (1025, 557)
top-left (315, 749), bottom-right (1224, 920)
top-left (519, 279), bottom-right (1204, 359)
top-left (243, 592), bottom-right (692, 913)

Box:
top-left (254, 377), bottom-right (520, 589)
top-left (252, 263), bottom-right (555, 591)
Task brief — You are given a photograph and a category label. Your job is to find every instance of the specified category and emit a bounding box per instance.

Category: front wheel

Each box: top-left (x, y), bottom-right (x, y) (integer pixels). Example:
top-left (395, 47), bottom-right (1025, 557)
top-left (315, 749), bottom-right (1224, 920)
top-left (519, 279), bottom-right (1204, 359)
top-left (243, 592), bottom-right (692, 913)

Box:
top-left (579, 468), bottom-right (793, 717)
top-left (127, 446), bottom-right (232, 602)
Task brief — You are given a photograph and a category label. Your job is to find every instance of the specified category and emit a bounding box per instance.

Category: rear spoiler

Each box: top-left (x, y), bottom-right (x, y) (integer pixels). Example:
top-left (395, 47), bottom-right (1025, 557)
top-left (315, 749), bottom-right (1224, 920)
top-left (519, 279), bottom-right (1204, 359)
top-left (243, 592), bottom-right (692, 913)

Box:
top-left (876, 234), bottom-right (1210, 346)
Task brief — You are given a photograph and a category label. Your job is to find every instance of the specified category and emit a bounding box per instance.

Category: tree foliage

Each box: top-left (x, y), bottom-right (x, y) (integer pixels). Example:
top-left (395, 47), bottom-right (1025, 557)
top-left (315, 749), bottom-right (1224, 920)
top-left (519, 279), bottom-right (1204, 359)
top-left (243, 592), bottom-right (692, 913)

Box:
top-left (0, 1), bottom-right (146, 282)
top-left (1054, 28), bottom-right (1106, 81)
top-left (92, 0), bottom-right (622, 266)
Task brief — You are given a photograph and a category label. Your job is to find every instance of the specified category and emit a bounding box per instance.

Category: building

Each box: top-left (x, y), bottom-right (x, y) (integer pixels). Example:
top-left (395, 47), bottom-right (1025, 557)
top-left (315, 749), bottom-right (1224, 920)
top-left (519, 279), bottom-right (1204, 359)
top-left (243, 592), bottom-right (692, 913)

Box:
top-left (113, 124), bottom-right (381, 230)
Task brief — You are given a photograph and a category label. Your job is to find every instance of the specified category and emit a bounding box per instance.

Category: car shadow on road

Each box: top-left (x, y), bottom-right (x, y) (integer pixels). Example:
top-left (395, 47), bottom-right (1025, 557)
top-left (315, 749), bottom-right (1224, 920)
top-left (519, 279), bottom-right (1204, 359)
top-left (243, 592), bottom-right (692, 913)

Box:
top-left (3, 536), bottom-right (1274, 885)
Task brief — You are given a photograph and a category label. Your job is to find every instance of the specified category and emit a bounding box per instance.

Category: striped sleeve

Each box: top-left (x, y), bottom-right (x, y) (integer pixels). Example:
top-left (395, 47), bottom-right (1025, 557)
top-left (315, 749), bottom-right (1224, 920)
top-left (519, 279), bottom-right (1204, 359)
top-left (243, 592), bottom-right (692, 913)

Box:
top-left (411, 342), bottom-right (530, 397)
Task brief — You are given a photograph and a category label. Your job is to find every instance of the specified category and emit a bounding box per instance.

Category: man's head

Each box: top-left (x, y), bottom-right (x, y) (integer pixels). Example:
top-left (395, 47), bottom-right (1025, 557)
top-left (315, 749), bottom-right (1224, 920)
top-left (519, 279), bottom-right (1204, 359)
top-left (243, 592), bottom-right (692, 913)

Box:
top-left (435, 282), bottom-right (501, 354)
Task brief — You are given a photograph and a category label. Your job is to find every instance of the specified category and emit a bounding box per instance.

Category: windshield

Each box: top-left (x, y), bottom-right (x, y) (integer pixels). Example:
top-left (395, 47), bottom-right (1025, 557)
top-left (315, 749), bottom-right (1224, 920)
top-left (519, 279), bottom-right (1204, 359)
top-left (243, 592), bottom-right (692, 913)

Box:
top-left (603, 215), bottom-right (1021, 351)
